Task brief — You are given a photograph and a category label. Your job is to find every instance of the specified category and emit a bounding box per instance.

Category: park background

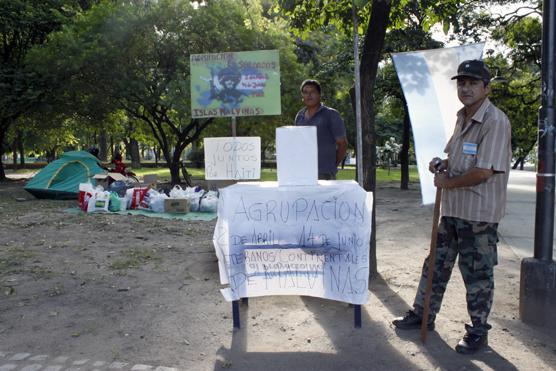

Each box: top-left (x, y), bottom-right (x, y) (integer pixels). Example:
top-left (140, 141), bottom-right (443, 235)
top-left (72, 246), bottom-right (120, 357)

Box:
top-left (1, 0), bottom-right (541, 186)
top-left (2, 2), bottom-right (555, 370)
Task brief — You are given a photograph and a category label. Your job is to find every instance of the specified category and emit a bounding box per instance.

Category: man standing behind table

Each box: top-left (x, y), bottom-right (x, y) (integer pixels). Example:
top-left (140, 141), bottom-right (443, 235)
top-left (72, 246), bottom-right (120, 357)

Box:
top-left (392, 60), bottom-right (512, 354)
top-left (295, 79), bottom-right (348, 180)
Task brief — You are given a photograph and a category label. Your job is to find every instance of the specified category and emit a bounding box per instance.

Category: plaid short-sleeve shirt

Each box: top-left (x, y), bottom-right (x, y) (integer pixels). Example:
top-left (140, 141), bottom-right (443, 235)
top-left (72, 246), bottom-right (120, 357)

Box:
top-left (442, 98), bottom-right (512, 223)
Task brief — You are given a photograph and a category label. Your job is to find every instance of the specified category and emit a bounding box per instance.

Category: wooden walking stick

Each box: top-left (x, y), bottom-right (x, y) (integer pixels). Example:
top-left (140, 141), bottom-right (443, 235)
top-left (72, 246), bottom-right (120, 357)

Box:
top-left (420, 186), bottom-right (442, 343)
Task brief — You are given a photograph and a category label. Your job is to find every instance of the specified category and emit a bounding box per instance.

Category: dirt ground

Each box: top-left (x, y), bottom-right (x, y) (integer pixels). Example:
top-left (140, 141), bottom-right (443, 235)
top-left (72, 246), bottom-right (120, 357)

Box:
top-left (1, 178), bottom-right (555, 370)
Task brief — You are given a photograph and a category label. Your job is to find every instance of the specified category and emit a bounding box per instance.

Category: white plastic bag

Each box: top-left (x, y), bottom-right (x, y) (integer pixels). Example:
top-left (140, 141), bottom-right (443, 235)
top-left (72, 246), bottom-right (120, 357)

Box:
top-left (125, 187), bottom-right (149, 209)
top-left (169, 185), bottom-right (186, 198)
top-left (200, 190), bottom-right (218, 212)
top-left (78, 182), bottom-right (95, 211)
top-left (125, 188), bottom-right (134, 209)
top-left (149, 190), bottom-right (168, 213)
top-left (139, 188), bottom-right (158, 210)
top-left (87, 190), bottom-right (110, 213)
top-left (186, 188), bottom-right (203, 212)
top-left (119, 197), bottom-right (127, 211)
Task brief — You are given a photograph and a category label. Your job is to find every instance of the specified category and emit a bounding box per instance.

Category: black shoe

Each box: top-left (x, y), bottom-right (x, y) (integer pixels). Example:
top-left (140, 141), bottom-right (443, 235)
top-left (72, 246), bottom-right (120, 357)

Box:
top-left (455, 332), bottom-right (488, 354)
top-left (392, 310), bottom-right (434, 331)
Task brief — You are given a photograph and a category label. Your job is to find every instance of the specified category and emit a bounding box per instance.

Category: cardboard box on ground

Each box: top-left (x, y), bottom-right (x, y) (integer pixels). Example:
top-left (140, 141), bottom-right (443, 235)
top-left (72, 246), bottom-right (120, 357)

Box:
top-left (141, 174), bottom-right (158, 188)
top-left (164, 198), bottom-right (189, 213)
top-left (93, 172), bottom-right (128, 189)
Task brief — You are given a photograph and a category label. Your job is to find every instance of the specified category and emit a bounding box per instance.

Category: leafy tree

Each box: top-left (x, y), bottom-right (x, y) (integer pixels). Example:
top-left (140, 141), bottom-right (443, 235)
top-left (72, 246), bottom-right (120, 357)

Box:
top-left (22, 116), bottom-right (80, 161)
top-left (488, 55), bottom-right (539, 170)
top-left (190, 3), bottom-right (309, 165)
top-left (103, 110), bottom-right (150, 168)
top-left (451, 0), bottom-right (542, 167)
top-left (450, 0), bottom-right (541, 45)
top-left (491, 16), bottom-right (540, 169)
top-left (278, 0), bottom-right (462, 273)
top-left (30, 0), bottom-right (303, 184)
top-left (0, 0), bottom-right (79, 179)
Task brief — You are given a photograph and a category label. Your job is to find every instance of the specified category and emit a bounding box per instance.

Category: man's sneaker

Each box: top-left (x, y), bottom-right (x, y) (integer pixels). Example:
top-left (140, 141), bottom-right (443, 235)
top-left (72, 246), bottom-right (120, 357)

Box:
top-left (392, 310), bottom-right (434, 331)
top-left (455, 332), bottom-right (488, 354)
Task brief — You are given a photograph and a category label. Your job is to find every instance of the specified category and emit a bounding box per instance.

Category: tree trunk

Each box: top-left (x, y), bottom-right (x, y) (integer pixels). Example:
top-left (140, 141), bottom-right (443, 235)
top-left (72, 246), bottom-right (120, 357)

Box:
top-left (130, 139), bottom-right (141, 168)
top-left (17, 130), bottom-right (24, 166)
top-left (154, 146), bottom-right (160, 166)
top-left (163, 152), bottom-right (181, 186)
top-left (400, 99), bottom-right (410, 190)
top-left (147, 119), bottom-right (180, 184)
top-left (192, 139), bottom-right (198, 153)
top-left (98, 127), bottom-right (108, 162)
top-left (0, 155), bottom-right (5, 181)
top-left (109, 136), bottom-right (115, 160)
top-left (170, 160), bottom-right (181, 185)
top-left (360, 0), bottom-right (392, 275)
top-left (46, 148), bottom-right (56, 162)
top-left (12, 143), bottom-right (17, 167)
top-left (348, 86), bottom-right (357, 181)
top-left (127, 112), bottom-right (212, 186)
top-left (123, 138), bottom-right (131, 159)
top-left (0, 125), bottom-right (7, 181)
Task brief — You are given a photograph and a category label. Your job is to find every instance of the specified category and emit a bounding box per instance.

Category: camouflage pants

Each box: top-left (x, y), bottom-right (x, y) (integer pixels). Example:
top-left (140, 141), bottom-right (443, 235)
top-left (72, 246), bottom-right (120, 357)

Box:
top-left (413, 216), bottom-right (498, 335)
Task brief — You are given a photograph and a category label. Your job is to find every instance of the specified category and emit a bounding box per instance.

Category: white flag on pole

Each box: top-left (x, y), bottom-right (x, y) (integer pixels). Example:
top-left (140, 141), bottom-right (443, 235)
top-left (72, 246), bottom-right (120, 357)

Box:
top-left (391, 43), bottom-right (485, 204)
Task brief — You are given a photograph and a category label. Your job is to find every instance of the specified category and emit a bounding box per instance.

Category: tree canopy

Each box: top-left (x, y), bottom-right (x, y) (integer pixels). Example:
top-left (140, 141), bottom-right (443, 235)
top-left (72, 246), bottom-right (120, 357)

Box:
top-left (27, 0), bottom-right (304, 183)
top-left (0, 0), bottom-right (544, 186)
top-left (0, 0), bottom-right (80, 179)
top-left (450, 0), bottom-right (542, 167)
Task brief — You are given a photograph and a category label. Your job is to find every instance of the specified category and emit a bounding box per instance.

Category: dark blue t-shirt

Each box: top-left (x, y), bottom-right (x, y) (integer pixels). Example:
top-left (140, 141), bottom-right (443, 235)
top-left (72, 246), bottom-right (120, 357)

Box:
top-left (295, 104), bottom-right (346, 175)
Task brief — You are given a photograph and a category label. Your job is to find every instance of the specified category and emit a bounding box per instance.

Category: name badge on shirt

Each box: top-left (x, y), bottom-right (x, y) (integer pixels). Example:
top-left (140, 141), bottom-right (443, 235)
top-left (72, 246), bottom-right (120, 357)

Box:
top-left (462, 142), bottom-right (477, 155)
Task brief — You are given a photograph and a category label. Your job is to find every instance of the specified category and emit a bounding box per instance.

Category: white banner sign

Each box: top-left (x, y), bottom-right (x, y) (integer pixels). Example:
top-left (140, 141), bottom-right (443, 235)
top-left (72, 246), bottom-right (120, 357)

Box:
top-left (213, 181), bottom-right (373, 304)
top-left (204, 137), bottom-right (261, 180)
top-left (391, 43), bottom-right (484, 204)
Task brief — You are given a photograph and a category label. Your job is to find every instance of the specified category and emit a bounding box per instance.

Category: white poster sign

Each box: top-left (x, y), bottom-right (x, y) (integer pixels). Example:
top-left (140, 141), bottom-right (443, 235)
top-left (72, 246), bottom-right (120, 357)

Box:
top-left (391, 43), bottom-right (484, 204)
top-left (204, 137), bottom-right (261, 180)
top-left (276, 126), bottom-right (318, 186)
top-left (213, 181), bottom-right (373, 304)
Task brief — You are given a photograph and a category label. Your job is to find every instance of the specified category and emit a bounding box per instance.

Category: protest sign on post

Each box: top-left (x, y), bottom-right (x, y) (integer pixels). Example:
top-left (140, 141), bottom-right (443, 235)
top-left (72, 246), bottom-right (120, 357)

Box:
top-left (190, 50), bottom-right (281, 118)
top-left (213, 181), bottom-right (373, 305)
top-left (204, 137), bottom-right (261, 180)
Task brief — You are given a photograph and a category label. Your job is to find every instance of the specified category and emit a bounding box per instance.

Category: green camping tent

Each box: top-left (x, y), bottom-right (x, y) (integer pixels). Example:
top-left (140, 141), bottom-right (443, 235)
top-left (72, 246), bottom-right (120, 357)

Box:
top-left (25, 151), bottom-right (105, 200)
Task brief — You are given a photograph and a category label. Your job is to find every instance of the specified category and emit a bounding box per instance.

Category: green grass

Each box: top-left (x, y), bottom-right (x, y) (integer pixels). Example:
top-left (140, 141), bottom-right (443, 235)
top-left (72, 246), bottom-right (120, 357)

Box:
top-left (133, 165), bottom-right (419, 184)
top-left (132, 167), bottom-right (204, 182)
top-left (5, 168), bottom-right (40, 174)
top-left (9, 162), bottom-right (419, 184)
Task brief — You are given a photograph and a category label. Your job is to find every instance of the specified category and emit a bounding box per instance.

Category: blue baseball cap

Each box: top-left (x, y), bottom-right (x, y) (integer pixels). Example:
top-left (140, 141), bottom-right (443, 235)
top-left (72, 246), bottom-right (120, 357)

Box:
top-left (451, 60), bottom-right (491, 82)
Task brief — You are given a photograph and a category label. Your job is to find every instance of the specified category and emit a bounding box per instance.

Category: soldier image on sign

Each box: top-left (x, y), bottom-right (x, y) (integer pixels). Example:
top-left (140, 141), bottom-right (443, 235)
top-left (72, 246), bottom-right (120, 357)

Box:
top-left (392, 60), bottom-right (512, 354)
top-left (211, 63), bottom-right (245, 108)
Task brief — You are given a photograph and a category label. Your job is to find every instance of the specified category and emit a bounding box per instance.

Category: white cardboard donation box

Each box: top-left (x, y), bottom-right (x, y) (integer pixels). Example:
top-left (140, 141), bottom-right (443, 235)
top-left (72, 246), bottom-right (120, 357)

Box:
top-left (276, 126), bottom-right (318, 186)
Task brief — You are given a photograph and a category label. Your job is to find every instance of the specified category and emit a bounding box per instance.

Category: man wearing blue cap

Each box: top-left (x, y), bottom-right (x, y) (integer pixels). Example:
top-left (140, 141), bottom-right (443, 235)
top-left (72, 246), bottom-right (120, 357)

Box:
top-left (392, 60), bottom-right (512, 354)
